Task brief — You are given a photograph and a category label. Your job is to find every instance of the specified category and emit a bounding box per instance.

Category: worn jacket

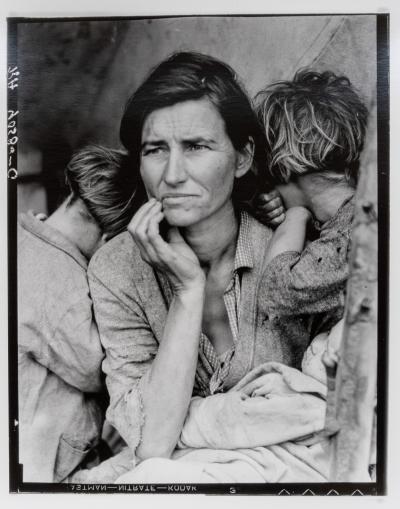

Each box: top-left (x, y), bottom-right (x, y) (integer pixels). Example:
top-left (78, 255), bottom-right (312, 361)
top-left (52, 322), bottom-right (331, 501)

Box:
top-left (88, 213), bottom-right (331, 459)
top-left (18, 213), bottom-right (105, 482)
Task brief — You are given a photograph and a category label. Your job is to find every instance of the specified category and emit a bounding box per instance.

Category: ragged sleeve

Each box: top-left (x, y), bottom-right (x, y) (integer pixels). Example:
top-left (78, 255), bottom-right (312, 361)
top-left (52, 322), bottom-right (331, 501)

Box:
top-left (48, 291), bottom-right (105, 393)
top-left (261, 227), bottom-right (351, 316)
top-left (19, 286), bottom-right (105, 394)
top-left (87, 254), bottom-right (158, 457)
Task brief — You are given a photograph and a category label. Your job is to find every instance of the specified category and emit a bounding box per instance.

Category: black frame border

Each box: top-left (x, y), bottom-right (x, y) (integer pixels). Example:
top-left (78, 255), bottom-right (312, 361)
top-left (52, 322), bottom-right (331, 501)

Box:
top-left (7, 12), bottom-right (390, 495)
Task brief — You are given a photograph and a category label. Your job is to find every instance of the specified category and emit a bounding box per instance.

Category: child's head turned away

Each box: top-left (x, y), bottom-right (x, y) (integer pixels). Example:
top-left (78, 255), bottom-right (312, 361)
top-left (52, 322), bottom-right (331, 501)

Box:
top-left (255, 69), bottom-right (369, 190)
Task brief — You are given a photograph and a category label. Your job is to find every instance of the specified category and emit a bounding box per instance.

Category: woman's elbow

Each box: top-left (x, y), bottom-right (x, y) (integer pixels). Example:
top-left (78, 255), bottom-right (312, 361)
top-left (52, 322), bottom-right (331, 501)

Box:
top-left (135, 441), bottom-right (175, 462)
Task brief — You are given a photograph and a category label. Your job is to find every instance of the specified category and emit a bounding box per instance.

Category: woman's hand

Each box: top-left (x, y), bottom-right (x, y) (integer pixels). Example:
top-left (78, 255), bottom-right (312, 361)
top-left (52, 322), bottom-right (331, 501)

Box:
top-left (253, 189), bottom-right (286, 228)
top-left (239, 372), bottom-right (297, 398)
top-left (127, 198), bottom-right (206, 460)
top-left (128, 199), bottom-right (205, 294)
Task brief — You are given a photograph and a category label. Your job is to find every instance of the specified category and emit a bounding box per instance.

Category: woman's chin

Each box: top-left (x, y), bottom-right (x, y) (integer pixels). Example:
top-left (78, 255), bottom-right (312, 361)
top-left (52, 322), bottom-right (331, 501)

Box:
top-left (163, 209), bottom-right (199, 228)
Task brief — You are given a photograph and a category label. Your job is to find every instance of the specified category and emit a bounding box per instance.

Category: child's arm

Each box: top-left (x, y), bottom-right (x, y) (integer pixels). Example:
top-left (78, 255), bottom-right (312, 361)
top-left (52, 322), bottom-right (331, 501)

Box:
top-left (265, 206), bottom-right (312, 265)
top-left (260, 215), bottom-right (351, 317)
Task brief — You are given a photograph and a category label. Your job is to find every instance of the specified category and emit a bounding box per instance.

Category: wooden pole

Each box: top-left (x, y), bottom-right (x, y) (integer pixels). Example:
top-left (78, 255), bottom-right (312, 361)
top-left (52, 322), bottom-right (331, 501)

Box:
top-left (328, 102), bottom-right (378, 481)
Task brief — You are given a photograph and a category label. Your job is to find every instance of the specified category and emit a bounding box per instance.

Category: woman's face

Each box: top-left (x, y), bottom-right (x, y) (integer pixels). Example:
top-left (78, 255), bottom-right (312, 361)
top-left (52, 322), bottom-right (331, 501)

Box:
top-left (139, 98), bottom-right (251, 228)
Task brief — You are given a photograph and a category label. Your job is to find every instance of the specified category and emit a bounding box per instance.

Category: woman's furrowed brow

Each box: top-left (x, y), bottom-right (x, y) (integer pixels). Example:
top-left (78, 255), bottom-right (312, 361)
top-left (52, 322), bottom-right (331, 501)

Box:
top-left (182, 136), bottom-right (216, 144)
top-left (141, 139), bottom-right (165, 149)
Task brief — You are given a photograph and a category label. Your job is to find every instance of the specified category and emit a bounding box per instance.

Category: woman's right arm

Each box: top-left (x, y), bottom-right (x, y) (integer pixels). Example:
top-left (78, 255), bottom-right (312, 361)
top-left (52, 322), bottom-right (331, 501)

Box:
top-left (137, 285), bottom-right (204, 460)
top-left (89, 199), bottom-right (206, 461)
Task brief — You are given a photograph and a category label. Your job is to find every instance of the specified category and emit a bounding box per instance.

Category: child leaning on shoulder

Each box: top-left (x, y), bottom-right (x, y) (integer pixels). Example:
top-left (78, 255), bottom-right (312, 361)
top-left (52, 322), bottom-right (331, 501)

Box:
top-left (253, 69), bottom-right (368, 336)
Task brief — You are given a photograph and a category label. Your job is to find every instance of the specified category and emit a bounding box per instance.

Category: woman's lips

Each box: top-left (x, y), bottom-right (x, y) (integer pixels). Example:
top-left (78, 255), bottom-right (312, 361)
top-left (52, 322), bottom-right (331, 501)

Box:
top-left (161, 194), bottom-right (197, 206)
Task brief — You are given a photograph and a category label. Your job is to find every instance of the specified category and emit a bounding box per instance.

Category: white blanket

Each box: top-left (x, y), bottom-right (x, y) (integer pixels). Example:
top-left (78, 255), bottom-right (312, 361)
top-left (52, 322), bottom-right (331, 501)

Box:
top-left (116, 362), bottom-right (332, 483)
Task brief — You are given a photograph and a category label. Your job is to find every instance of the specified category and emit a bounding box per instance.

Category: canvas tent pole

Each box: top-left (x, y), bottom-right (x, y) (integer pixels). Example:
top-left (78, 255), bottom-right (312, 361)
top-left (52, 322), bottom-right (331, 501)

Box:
top-left (326, 103), bottom-right (378, 482)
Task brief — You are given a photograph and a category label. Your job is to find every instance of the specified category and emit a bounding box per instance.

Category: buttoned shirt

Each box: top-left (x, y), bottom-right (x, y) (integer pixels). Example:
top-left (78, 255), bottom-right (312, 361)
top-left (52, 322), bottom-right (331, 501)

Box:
top-left (194, 212), bottom-right (253, 395)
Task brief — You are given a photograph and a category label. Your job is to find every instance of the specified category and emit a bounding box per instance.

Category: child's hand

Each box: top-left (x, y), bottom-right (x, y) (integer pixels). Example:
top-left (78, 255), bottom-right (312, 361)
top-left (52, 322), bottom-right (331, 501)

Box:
top-left (253, 189), bottom-right (285, 228)
top-left (322, 319), bottom-right (344, 371)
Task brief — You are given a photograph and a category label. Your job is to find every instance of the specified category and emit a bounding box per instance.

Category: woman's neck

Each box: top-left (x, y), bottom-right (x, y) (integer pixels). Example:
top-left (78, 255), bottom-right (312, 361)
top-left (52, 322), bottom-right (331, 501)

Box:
top-left (181, 201), bottom-right (239, 271)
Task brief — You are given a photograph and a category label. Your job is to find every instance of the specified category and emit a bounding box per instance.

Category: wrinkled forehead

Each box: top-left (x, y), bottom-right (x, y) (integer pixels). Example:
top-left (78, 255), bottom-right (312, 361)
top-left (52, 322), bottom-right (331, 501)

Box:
top-left (141, 98), bottom-right (228, 144)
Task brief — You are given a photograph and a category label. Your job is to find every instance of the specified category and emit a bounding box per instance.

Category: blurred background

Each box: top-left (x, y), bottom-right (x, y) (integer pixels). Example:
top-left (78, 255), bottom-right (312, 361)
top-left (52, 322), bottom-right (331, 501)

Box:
top-left (16, 14), bottom-right (377, 215)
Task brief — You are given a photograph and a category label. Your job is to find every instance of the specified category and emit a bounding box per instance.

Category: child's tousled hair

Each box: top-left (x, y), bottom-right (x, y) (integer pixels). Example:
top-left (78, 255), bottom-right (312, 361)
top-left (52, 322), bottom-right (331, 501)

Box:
top-left (65, 145), bottom-right (137, 239)
top-left (255, 69), bottom-right (369, 187)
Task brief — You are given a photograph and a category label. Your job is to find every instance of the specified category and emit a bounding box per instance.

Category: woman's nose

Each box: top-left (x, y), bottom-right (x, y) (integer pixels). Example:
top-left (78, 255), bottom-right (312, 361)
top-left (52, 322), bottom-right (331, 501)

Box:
top-left (163, 149), bottom-right (187, 186)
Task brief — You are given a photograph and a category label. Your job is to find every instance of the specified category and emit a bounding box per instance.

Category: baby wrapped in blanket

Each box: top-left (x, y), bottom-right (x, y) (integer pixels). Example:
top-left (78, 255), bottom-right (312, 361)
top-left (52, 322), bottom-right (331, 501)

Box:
top-left (114, 321), bottom-right (345, 483)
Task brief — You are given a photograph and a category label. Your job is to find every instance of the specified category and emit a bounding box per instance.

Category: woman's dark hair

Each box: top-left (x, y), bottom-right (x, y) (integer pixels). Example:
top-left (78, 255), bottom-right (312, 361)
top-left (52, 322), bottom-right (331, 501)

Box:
top-left (120, 51), bottom-right (267, 207)
top-left (255, 69), bottom-right (369, 187)
top-left (65, 145), bottom-right (136, 238)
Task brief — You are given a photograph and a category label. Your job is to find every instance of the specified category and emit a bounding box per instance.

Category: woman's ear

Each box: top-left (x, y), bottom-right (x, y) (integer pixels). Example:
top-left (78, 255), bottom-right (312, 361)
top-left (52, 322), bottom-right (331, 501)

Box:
top-left (235, 137), bottom-right (255, 179)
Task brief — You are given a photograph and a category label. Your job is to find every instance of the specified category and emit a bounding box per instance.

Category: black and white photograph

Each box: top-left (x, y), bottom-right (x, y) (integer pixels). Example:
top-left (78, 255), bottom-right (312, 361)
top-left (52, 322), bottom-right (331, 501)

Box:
top-left (7, 7), bottom-right (389, 496)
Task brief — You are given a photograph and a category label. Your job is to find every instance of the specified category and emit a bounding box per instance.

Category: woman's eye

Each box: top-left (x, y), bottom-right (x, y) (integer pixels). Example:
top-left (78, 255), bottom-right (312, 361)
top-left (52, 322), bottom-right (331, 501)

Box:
top-left (142, 147), bottom-right (164, 156)
top-left (188, 144), bottom-right (208, 151)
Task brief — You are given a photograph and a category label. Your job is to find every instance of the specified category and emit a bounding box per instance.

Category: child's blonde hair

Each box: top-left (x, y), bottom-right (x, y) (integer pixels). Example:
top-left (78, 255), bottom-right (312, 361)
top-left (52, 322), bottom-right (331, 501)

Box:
top-left (255, 69), bottom-right (368, 187)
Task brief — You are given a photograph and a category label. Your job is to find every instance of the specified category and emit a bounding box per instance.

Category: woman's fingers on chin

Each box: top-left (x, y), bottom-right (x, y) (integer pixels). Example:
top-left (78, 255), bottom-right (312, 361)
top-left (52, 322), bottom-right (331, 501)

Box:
top-left (147, 211), bottom-right (164, 237)
top-left (131, 203), bottom-right (161, 238)
top-left (129, 199), bottom-right (161, 232)
top-left (129, 198), bottom-right (156, 225)
top-left (139, 200), bottom-right (162, 226)
top-left (147, 213), bottom-right (171, 254)
top-left (133, 221), bottom-right (150, 243)
top-left (133, 221), bottom-right (162, 264)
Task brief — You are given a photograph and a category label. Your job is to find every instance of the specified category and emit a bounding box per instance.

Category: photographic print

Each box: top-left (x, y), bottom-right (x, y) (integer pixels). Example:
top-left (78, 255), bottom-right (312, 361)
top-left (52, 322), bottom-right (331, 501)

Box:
top-left (8, 12), bottom-right (389, 495)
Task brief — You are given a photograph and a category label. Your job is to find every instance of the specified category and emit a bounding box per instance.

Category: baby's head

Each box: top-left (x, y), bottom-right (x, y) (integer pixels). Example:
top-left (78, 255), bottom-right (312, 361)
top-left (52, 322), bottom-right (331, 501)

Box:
top-left (255, 69), bottom-right (368, 190)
